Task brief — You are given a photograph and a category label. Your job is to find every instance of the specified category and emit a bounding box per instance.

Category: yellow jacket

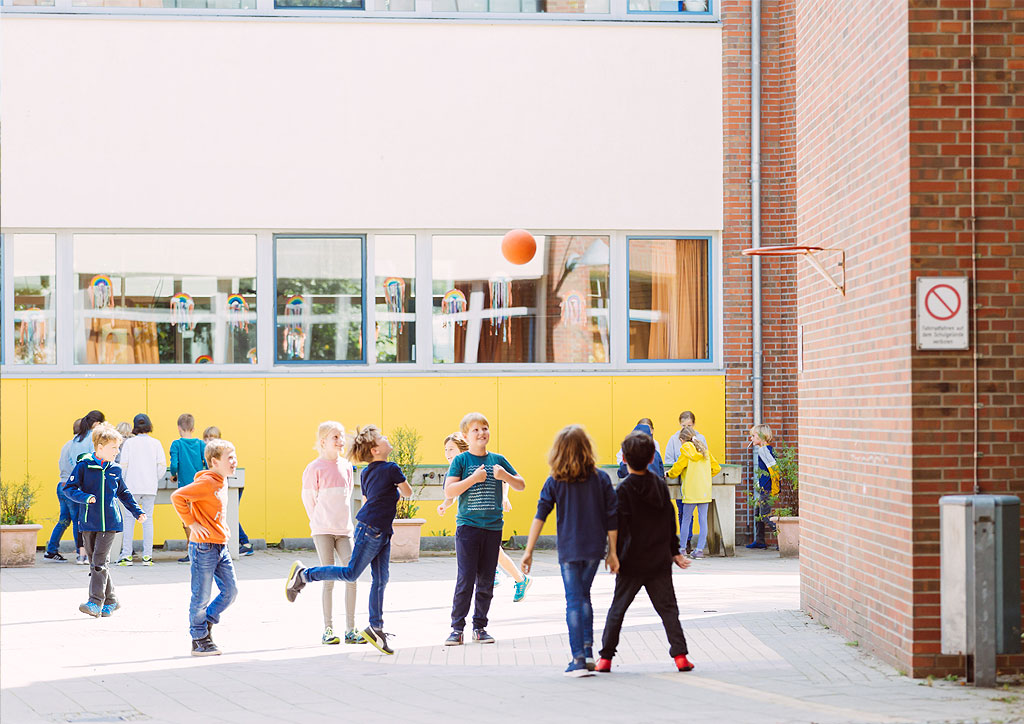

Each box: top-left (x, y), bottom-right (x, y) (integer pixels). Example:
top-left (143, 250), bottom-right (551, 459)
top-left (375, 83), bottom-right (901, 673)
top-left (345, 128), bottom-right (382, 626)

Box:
top-left (666, 442), bottom-right (721, 504)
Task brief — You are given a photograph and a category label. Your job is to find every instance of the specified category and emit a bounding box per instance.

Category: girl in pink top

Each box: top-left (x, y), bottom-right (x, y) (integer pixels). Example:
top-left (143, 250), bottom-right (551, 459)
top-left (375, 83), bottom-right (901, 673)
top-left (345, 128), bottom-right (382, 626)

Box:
top-left (302, 421), bottom-right (364, 646)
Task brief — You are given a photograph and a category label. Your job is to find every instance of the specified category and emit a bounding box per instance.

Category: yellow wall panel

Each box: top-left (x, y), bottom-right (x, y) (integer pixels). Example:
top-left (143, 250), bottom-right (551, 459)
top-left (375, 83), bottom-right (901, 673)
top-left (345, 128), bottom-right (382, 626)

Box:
top-left (265, 377), bottom-right (382, 542)
top-left (611, 376), bottom-right (727, 462)
top-left (0, 379), bottom-right (29, 486)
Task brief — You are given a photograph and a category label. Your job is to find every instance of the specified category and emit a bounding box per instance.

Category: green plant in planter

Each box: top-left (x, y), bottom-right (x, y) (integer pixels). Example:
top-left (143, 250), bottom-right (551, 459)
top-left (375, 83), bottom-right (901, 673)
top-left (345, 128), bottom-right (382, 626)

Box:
top-left (389, 425), bottom-right (423, 519)
top-left (1, 478), bottom-right (39, 525)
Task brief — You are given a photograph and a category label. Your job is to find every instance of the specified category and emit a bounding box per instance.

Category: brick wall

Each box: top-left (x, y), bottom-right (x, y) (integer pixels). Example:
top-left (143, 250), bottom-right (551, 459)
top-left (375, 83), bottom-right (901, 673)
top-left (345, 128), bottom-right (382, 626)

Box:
top-left (797, 0), bottom-right (1023, 677)
top-left (906, 0), bottom-right (1024, 676)
top-left (721, 0), bottom-right (799, 537)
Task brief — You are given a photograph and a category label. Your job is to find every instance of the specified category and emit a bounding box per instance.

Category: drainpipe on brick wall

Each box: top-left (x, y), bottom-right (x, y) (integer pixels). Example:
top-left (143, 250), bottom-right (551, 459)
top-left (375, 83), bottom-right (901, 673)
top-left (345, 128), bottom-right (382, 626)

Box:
top-left (751, 0), bottom-right (763, 533)
top-left (970, 2), bottom-right (979, 493)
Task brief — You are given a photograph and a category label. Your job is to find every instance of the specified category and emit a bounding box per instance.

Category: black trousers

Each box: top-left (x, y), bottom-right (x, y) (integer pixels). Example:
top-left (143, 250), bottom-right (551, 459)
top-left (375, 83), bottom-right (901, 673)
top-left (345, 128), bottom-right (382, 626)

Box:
top-left (451, 525), bottom-right (502, 632)
top-left (599, 569), bottom-right (688, 660)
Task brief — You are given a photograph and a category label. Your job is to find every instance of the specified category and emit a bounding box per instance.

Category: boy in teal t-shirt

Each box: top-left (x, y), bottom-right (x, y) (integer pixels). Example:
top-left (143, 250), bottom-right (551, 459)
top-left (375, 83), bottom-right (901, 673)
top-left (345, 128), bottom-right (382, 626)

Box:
top-left (169, 413), bottom-right (206, 563)
top-left (442, 412), bottom-right (525, 646)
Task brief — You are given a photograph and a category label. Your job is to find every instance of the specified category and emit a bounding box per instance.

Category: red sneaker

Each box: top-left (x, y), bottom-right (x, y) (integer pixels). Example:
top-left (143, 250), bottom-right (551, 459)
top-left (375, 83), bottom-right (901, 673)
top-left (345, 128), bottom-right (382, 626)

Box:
top-left (674, 655), bottom-right (694, 672)
top-left (595, 658), bottom-right (612, 673)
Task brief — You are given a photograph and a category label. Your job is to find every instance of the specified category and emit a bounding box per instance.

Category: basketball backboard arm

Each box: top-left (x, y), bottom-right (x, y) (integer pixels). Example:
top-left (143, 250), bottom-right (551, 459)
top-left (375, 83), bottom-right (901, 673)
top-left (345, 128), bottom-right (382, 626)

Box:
top-left (741, 246), bottom-right (846, 297)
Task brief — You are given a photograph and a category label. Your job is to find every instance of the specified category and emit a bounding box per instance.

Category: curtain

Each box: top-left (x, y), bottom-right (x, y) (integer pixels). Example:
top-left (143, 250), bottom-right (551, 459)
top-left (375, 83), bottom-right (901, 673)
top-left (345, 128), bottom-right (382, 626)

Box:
top-left (87, 318), bottom-right (159, 364)
top-left (636, 238), bottom-right (708, 360)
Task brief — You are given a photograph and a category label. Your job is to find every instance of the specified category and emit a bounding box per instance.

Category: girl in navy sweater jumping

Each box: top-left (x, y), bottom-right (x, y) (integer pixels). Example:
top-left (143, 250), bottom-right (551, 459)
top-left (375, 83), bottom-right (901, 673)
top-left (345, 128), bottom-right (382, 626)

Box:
top-left (520, 425), bottom-right (618, 678)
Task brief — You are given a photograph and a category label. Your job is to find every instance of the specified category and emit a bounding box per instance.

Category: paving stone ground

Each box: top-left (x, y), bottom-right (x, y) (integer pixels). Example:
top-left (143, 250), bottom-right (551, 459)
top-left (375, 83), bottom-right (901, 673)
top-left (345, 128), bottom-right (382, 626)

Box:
top-left (2, 547), bottom-right (1021, 724)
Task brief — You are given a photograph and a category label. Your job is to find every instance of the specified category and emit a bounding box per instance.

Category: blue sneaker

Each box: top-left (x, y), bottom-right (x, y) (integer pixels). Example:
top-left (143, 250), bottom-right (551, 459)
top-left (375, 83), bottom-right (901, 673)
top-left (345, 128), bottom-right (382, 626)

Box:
top-left (493, 570), bottom-right (502, 588)
top-left (513, 575), bottom-right (532, 603)
top-left (746, 541), bottom-right (767, 549)
top-left (79, 601), bottom-right (102, 618)
top-left (564, 659), bottom-right (594, 678)
top-left (101, 602), bottom-right (121, 617)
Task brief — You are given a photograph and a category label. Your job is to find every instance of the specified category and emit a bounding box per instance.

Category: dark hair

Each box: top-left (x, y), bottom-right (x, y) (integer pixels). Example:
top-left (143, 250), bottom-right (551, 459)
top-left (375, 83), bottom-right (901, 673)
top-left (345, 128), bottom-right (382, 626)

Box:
top-left (73, 418), bottom-right (82, 436)
top-left (621, 431), bottom-right (655, 472)
top-left (132, 414), bottom-right (153, 435)
top-left (76, 410), bottom-right (106, 442)
top-left (679, 410), bottom-right (696, 424)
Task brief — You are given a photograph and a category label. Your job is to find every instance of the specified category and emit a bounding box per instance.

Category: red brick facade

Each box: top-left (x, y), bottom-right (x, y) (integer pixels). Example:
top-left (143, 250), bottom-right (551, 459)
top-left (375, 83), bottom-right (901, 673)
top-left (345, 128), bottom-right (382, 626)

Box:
top-left (721, 0), bottom-right (799, 536)
top-left (796, 0), bottom-right (1023, 676)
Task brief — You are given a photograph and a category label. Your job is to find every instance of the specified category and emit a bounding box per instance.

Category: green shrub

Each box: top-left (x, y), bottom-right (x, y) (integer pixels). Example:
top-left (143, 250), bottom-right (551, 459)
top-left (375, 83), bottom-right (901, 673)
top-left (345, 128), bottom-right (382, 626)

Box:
top-left (389, 425), bottom-right (423, 519)
top-left (0, 479), bottom-right (39, 525)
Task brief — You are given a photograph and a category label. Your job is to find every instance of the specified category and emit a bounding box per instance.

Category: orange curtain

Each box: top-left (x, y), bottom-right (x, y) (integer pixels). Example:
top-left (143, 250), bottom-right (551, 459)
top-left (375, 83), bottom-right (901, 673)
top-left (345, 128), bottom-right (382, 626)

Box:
top-left (87, 318), bottom-right (159, 364)
top-left (644, 239), bottom-right (708, 360)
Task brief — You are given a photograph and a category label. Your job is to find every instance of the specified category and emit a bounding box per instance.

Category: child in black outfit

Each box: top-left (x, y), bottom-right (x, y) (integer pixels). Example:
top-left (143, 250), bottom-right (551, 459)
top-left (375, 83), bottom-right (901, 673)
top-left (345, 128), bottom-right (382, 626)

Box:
top-left (596, 429), bottom-right (694, 673)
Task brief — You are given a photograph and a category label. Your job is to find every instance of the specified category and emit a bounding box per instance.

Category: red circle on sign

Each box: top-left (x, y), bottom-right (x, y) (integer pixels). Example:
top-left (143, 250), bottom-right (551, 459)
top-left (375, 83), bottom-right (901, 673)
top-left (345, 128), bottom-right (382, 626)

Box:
top-left (924, 284), bottom-right (961, 321)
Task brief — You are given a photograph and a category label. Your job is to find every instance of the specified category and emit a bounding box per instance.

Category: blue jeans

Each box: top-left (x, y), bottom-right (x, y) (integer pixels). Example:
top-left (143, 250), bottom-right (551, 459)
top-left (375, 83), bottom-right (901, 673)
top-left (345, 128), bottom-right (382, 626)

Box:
top-left (679, 502), bottom-right (709, 553)
top-left (559, 559), bottom-right (600, 661)
top-left (189, 542), bottom-right (238, 640)
top-left (238, 486), bottom-right (250, 546)
top-left (304, 522), bottom-right (391, 629)
top-left (46, 482), bottom-right (76, 555)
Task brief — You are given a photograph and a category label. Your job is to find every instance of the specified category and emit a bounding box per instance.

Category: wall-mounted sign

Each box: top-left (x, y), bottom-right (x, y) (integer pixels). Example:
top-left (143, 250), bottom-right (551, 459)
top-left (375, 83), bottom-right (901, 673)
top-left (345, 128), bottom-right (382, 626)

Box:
top-left (917, 277), bottom-right (969, 350)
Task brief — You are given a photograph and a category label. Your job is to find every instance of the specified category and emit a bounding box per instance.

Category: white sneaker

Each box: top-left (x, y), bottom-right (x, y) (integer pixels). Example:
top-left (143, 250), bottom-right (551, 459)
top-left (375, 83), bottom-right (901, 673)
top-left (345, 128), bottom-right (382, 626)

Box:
top-left (116, 557), bottom-right (133, 567)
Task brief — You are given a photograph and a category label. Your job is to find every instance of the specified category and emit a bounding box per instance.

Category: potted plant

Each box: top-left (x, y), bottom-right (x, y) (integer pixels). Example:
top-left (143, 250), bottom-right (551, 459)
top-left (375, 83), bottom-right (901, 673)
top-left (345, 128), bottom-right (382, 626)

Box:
top-left (769, 443), bottom-right (799, 557)
top-left (1, 479), bottom-right (42, 568)
top-left (389, 425), bottom-right (426, 562)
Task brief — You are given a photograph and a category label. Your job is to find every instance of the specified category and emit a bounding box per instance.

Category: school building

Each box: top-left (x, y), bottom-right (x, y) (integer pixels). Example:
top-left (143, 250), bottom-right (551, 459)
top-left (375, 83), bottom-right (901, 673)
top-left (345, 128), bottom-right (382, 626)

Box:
top-left (0, 0), bottom-right (1020, 678)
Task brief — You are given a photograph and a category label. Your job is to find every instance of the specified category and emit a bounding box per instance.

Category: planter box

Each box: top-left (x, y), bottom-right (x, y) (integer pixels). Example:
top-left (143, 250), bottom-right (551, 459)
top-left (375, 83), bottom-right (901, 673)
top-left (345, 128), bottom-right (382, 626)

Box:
top-left (391, 518), bottom-right (426, 562)
top-left (1, 524), bottom-right (43, 568)
top-left (772, 516), bottom-right (800, 558)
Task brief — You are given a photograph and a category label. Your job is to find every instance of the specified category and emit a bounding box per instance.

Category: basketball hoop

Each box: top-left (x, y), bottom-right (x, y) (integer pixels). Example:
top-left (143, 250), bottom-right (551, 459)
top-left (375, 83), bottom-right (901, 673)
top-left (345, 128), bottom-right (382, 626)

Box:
top-left (742, 245), bottom-right (846, 297)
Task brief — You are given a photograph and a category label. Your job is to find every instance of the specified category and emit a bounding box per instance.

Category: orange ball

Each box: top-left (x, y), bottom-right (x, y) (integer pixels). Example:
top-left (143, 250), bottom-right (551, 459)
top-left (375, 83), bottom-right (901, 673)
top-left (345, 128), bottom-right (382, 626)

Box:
top-left (501, 229), bottom-right (537, 265)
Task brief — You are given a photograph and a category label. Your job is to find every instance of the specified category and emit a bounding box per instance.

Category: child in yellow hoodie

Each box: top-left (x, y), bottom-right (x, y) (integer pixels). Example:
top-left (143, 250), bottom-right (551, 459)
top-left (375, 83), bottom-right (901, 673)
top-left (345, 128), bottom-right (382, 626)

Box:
top-left (171, 439), bottom-right (239, 657)
top-left (666, 428), bottom-right (721, 559)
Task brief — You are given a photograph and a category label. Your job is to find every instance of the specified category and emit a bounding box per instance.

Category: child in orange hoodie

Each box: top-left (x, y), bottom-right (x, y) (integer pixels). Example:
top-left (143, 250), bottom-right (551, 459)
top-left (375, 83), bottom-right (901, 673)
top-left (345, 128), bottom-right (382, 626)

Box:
top-left (171, 438), bottom-right (239, 657)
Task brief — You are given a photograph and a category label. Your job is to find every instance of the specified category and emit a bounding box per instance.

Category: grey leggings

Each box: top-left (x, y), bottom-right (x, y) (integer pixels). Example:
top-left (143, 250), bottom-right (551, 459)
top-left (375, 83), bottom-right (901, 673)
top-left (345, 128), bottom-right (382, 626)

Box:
top-left (312, 534), bottom-right (357, 631)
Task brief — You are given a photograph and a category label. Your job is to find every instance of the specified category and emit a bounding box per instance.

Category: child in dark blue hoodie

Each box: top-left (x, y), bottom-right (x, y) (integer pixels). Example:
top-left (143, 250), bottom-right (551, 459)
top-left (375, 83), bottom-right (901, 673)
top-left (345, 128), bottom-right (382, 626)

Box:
top-left (616, 420), bottom-right (665, 479)
top-left (63, 423), bottom-right (146, 618)
top-left (596, 429), bottom-right (693, 674)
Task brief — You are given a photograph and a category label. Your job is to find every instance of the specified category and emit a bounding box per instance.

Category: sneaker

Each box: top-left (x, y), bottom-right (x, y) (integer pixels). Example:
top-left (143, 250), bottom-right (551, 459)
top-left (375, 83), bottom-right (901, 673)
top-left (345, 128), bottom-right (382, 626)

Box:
top-left (43, 551), bottom-right (68, 562)
top-left (191, 636), bottom-right (221, 657)
top-left (75, 553), bottom-right (89, 565)
top-left (584, 646), bottom-right (595, 671)
top-left (513, 575), bottom-right (532, 603)
top-left (564, 659), bottom-right (594, 678)
top-left (360, 626), bottom-right (394, 655)
top-left (595, 658), bottom-right (612, 673)
top-left (141, 556), bottom-right (154, 566)
top-left (101, 602), bottom-right (121, 617)
top-left (444, 630), bottom-right (464, 646)
top-left (285, 561), bottom-right (307, 602)
top-left (674, 654), bottom-right (695, 672)
top-left (493, 570), bottom-right (502, 588)
top-left (78, 601), bottom-right (102, 618)
top-left (745, 541), bottom-right (767, 549)
top-left (178, 555), bottom-right (190, 563)
top-left (690, 550), bottom-right (704, 559)
top-left (345, 629), bottom-right (368, 645)
top-left (472, 628), bottom-right (495, 644)
top-left (322, 627), bottom-right (340, 645)
top-left (240, 543), bottom-right (255, 557)
top-left (116, 556), bottom-right (133, 567)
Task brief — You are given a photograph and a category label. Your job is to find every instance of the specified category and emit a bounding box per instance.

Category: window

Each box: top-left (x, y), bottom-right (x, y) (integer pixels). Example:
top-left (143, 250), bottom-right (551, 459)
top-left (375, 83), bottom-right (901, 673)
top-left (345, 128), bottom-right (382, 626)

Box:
top-left (628, 0), bottom-right (709, 11)
top-left (628, 237), bottom-right (709, 361)
top-left (374, 235), bottom-right (416, 363)
top-left (11, 235), bottom-right (57, 365)
top-left (432, 234), bottom-right (610, 364)
top-left (275, 236), bottom-right (365, 364)
top-left (73, 0), bottom-right (256, 6)
top-left (428, 0), bottom-right (609, 12)
top-left (73, 235), bottom-right (257, 365)
top-left (276, 0), bottom-right (361, 8)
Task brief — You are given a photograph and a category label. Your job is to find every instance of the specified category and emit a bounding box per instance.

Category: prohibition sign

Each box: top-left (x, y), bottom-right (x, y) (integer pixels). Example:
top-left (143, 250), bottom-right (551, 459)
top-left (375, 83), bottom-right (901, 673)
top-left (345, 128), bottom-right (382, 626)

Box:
top-left (924, 284), bottom-right (961, 321)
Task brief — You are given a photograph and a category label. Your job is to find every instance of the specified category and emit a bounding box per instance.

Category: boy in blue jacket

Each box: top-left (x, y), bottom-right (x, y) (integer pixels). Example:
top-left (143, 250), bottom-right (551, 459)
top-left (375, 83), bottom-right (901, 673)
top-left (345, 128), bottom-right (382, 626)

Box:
top-left (64, 423), bottom-right (146, 618)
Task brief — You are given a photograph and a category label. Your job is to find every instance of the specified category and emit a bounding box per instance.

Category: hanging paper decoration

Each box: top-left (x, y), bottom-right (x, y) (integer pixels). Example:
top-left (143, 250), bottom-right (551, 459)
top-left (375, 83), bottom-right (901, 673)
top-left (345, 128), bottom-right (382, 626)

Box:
top-left (194, 354), bottom-right (213, 364)
top-left (283, 295), bottom-right (307, 359)
top-left (89, 275), bottom-right (113, 309)
top-left (170, 293), bottom-right (196, 332)
top-left (382, 277), bottom-right (406, 338)
top-left (18, 307), bottom-right (47, 361)
top-left (441, 289), bottom-right (467, 328)
top-left (226, 294), bottom-right (250, 332)
top-left (488, 277), bottom-right (513, 342)
top-left (246, 347), bottom-right (258, 365)
top-left (560, 292), bottom-right (586, 328)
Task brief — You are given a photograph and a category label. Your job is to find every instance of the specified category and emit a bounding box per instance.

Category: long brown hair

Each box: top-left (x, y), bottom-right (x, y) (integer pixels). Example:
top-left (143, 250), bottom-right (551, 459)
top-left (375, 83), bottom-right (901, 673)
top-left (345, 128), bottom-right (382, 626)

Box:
top-left (548, 425), bottom-right (596, 482)
top-left (679, 426), bottom-right (708, 459)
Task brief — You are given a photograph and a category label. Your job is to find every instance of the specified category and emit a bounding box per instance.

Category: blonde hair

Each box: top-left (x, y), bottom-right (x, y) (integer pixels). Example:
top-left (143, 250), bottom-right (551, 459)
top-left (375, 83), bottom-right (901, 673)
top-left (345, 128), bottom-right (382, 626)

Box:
top-left (750, 423), bottom-right (774, 444)
top-left (444, 432), bottom-right (469, 453)
top-left (348, 425), bottom-right (383, 463)
top-left (116, 422), bottom-right (132, 440)
top-left (177, 413), bottom-right (195, 432)
top-left (679, 427), bottom-right (708, 458)
top-left (315, 420), bottom-right (346, 452)
top-left (205, 439), bottom-right (235, 466)
top-left (460, 412), bottom-right (489, 435)
top-left (548, 425), bottom-right (596, 483)
top-left (92, 423), bottom-right (123, 449)
top-left (203, 426), bottom-right (222, 441)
